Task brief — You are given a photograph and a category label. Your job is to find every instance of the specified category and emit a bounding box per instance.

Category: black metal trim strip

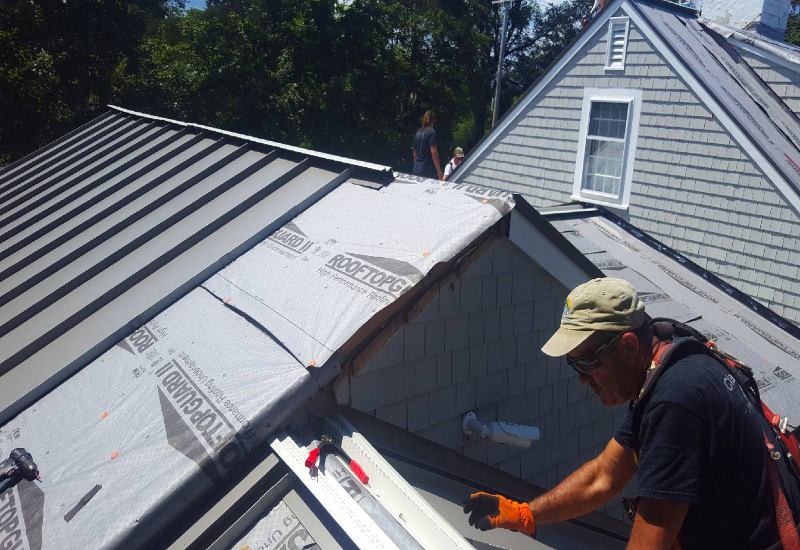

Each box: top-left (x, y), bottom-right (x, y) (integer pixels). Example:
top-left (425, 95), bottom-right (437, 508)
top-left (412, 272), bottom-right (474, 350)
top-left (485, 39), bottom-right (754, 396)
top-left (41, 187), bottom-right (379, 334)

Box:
top-left (0, 111), bottom-right (116, 184)
top-left (0, 145), bottom-right (270, 337)
top-left (0, 115), bottom-right (141, 215)
top-left (0, 134), bottom-right (219, 271)
top-left (0, 157), bottom-right (312, 375)
top-left (0, 124), bottom-right (177, 247)
top-left (598, 207), bottom-right (800, 340)
top-left (512, 194), bottom-right (605, 279)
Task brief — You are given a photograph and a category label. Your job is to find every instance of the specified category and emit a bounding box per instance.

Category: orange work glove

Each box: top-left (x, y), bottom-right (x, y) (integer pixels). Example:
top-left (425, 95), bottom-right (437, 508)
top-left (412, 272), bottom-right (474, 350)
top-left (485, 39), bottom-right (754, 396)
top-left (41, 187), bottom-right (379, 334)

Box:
top-left (462, 492), bottom-right (537, 537)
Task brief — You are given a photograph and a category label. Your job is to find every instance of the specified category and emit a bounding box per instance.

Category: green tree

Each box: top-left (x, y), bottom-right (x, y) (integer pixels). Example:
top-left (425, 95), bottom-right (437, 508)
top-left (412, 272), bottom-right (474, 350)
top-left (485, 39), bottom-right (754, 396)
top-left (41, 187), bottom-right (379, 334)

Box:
top-left (0, 0), bottom-right (178, 165)
top-left (786, 0), bottom-right (800, 46)
top-left (6, 0), bottom-right (591, 169)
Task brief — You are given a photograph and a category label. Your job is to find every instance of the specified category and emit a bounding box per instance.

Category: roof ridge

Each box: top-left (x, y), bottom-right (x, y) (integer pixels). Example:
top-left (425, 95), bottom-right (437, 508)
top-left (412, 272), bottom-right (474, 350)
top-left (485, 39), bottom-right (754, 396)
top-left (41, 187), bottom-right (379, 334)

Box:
top-left (107, 105), bottom-right (392, 174)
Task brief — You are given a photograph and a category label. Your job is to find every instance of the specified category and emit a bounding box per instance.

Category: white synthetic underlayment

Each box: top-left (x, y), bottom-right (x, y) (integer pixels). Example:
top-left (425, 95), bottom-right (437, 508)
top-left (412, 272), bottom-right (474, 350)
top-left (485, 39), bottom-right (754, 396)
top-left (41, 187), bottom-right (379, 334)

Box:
top-left (0, 175), bottom-right (513, 549)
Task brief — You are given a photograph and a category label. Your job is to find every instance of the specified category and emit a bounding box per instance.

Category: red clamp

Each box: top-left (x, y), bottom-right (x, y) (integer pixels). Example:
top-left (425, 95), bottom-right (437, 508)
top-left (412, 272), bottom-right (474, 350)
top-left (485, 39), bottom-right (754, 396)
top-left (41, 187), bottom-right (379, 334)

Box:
top-left (304, 435), bottom-right (369, 485)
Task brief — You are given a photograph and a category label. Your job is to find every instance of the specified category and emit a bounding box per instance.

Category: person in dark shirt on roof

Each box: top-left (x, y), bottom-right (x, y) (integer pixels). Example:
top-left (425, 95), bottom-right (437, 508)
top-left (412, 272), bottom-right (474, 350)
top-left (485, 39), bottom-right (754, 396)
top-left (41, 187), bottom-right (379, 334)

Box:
top-left (463, 277), bottom-right (799, 549)
top-left (412, 109), bottom-right (443, 180)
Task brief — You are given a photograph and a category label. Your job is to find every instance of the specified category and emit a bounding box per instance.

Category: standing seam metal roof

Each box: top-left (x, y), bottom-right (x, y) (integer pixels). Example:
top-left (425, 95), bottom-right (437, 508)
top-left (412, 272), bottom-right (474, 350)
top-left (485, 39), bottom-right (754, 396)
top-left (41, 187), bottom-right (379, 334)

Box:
top-left (0, 107), bottom-right (392, 424)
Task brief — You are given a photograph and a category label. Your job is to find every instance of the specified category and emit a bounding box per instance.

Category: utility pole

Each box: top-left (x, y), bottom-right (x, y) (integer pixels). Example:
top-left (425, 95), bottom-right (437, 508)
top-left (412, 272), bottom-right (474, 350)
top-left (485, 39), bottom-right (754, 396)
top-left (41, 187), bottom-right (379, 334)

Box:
top-left (492, 0), bottom-right (512, 128)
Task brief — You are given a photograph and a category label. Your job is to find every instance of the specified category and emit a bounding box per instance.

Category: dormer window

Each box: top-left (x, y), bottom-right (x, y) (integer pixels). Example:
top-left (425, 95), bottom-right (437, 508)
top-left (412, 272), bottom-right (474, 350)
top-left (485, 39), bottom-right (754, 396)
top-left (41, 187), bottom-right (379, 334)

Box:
top-left (605, 17), bottom-right (630, 71)
top-left (573, 88), bottom-right (642, 209)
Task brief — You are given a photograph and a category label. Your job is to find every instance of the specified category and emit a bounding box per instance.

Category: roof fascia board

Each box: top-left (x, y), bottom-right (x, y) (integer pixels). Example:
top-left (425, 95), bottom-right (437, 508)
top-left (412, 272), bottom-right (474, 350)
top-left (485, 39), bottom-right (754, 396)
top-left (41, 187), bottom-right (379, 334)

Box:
top-left (622, 4), bottom-right (800, 216)
top-left (510, 195), bottom-right (603, 289)
top-left (452, 0), bottom-right (627, 180)
top-left (107, 105), bottom-right (392, 174)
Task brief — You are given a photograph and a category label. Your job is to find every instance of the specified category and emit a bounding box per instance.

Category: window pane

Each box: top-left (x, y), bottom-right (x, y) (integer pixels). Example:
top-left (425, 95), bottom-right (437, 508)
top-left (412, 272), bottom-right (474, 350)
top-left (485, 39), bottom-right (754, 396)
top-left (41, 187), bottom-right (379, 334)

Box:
top-left (587, 101), bottom-right (628, 139)
top-left (583, 137), bottom-right (624, 196)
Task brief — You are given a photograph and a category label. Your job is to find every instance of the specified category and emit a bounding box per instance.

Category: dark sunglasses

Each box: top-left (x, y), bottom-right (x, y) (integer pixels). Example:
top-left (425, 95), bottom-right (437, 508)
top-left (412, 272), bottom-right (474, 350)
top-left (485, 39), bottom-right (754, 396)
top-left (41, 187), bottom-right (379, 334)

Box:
top-left (566, 332), bottom-right (623, 375)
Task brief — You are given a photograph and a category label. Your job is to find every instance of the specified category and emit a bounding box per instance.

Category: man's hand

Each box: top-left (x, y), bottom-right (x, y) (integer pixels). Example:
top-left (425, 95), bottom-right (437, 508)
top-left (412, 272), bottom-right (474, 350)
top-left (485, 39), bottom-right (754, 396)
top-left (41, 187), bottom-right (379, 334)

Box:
top-left (462, 492), bottom-right (537, 536)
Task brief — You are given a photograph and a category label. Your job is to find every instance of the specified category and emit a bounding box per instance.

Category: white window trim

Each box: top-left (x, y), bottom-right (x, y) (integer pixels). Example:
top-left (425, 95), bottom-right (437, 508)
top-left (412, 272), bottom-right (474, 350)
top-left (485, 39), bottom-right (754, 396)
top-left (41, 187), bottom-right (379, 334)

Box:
top-left (604, 17), bottom-right (630, 71)
top-left (572, 88), bottom-right (642, 210)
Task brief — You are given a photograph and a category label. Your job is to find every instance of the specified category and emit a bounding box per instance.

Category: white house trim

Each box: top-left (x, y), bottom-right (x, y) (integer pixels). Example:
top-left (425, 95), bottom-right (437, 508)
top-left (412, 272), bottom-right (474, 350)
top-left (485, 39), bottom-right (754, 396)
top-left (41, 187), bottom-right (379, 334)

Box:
top-left (621, 3), bottom-right (800, 217)
top-left (452, 0), bottom-right (627, 180)
top-left (572, 88), bottom-right (642, 209)
top-left (509, 210), bottom-right (596, 290)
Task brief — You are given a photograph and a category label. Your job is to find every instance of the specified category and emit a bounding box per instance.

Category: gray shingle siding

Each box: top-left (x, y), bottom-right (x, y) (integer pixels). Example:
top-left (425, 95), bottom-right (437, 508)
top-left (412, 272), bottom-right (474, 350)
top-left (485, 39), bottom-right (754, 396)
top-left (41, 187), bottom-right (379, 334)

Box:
top-left (734, 47), bottom-right (800, 115)
top-left (339, 238), bottom-right (632, 521)
top-left (458, 12), bottom-right (800, 325)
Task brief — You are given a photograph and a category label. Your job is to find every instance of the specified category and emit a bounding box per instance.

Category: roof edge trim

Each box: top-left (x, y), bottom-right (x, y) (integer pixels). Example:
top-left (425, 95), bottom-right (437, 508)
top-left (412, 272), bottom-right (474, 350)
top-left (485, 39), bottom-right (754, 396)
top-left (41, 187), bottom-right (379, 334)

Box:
top-left (598, 206), bottom-right (800, 342)
top-left (622, 3), bottom-right (800, 216)
top-left (452, 0), bottom-right (626, 180)
top-left (107, 105), bottom-right (392, 174)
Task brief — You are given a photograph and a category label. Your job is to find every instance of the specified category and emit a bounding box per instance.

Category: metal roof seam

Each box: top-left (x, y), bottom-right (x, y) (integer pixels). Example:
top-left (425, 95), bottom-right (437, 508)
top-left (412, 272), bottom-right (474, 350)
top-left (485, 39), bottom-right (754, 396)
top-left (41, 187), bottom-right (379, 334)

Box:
top-left (0, 126), bottom-right (188, 250)
top-left (0, 148), bottom-right (274, 339)
top-left (0, 111), bottom-right (118, 188)
top-left (0, 117), bottom-right (147, 218)
top-left (0, 154), bottom-right (311, 376)
top-left (0, 122), bottom-right (170, 237)
top-left (0, 115), bottom-right (135, 194)
top-left (0, 133), bottom-right (218, 278)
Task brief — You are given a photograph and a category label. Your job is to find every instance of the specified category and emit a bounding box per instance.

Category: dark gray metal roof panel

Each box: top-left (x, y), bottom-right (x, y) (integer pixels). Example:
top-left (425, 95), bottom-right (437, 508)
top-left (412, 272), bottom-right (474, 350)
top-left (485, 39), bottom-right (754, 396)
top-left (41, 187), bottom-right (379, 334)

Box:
top-left (0, 134), bottom-right (215, 292)
top-left (0, 128), bottom-right (188, 262)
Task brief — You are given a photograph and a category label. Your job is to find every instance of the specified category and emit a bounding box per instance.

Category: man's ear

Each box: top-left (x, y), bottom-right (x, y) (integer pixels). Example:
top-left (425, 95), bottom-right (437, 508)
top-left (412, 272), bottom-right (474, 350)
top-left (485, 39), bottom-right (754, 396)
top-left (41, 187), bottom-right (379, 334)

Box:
top-left (619, 331), bottom-right (639, 358)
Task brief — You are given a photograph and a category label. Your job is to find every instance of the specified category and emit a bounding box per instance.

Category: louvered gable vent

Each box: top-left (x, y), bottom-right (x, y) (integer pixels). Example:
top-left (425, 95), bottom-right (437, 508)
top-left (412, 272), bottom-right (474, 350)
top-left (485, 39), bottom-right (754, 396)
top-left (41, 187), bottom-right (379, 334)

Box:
top-left (605, 17), bottom-right (630, 71)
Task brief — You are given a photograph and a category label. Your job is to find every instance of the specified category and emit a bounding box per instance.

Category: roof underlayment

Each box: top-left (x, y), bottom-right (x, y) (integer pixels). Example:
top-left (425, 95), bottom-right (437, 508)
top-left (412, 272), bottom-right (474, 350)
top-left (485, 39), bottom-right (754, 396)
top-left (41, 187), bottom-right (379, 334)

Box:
top-left (0, 108), bottom-right (517, 548)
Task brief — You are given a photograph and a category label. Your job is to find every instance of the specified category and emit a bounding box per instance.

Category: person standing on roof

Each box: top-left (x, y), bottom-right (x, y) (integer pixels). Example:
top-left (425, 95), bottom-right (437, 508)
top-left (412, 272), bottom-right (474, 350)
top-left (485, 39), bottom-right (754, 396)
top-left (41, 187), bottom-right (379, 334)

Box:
top-left (442, 146), bottom-right (464, 181)
top-left (463, 277), bottom-right (800, 549)
top-left (412, 110), bottom-right (443, 180)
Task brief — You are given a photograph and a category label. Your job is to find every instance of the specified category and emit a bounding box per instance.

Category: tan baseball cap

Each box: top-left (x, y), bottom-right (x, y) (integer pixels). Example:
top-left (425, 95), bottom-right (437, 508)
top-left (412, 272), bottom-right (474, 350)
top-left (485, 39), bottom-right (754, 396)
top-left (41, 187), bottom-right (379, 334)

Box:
top-left (541, 277), bottom-right (646, 357)
top-left (454, 147), bottom-right (464, 158)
